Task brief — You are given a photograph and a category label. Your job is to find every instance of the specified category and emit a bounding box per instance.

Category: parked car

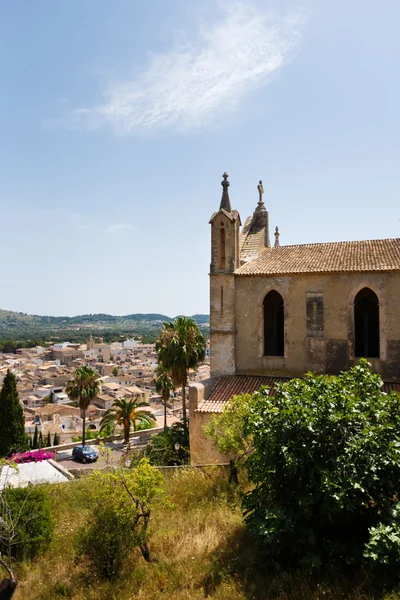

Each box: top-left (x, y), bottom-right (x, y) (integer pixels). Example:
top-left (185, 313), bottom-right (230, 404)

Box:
top-left (72, 445), bottom-right (98, 463)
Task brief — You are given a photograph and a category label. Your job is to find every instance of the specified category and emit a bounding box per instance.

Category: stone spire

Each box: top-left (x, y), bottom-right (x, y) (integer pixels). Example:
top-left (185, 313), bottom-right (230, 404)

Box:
top-left (219, 172), bottom-right (231, 212)
top-left (274, 226), bottom-right (280, 247)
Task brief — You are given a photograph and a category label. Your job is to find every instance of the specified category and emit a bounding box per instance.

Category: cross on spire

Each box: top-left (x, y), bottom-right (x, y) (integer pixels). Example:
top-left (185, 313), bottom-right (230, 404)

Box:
top-left (219, 171), bottom-right (231, 212)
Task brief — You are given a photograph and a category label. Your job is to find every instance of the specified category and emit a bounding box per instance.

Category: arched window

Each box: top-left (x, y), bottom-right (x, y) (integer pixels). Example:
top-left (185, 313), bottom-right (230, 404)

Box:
top-left (264, 290), bottom-right (284, 356)
top-left (354, 288), bottom-right (380, 358)
top-left (220, 225), bottom-right (226, 269)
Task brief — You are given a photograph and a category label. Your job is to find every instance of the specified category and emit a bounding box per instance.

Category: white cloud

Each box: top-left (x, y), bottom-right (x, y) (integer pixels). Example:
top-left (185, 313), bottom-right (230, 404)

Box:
top-left (73, 2), bottom-right (304, 134)
top-left (105, 224), bottom-right (134, 234)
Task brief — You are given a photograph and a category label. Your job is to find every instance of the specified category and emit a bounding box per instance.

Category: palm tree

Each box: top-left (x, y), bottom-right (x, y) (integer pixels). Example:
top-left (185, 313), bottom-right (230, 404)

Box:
top-left (156, 316), bottom-right (206, 428)
top-left (66, 366), bottom-right (100, 447)
top-left (99, 397), bottom-right (156, 444)
top-left (154, 366), bottom-right (175, 431)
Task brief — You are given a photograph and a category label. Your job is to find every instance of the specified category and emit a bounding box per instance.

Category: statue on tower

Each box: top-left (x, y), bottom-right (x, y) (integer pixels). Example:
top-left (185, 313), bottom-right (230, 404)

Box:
top-left (257, 180), bottom-right (264, 205)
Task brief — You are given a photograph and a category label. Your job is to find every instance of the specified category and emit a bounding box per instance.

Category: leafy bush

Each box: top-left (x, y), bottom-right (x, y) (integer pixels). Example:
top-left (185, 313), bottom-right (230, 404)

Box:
top-left (76, 458), bottom-right (166, 579)
top-left (144, 419), bottom-right (189, 466)
top-left (77, 501), bottom-right (135, 579)
top-left (242, 360), bottom-right (400, 573)
top-left (204, 393), bottom-right (253, 460)
top-left (364, 522), bottom-right (400, 569)
top-left (0, 486), bottom-right (53, 561)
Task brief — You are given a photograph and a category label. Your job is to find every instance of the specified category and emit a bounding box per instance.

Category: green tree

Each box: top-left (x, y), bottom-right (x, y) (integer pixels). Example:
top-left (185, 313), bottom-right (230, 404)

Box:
top-left (242, 360), bottom-right (400, 573)
top-left (156, 316), bottom-right (206, 429)
top-left (99, 398), bottom-right (156, 444)
top-left (66, 366), bottom-right (100, 447)
top-left (112, 367), bottom-right (119, 377)
top-left (38, 431), bottom-right (43, 449)
top-left (32, 425), bottom-right (38, 450)
top-left (53, 432), bottom-right (60, 446)
top-left (45, 431), bottom-right (51, 447)
top-left (154, 365), bottom-right (175, 431)
top-left (76, 458), bottom-right (166, 578)
top-left (0, 340), bottom-right (17, 354)
top-left (204, 392), bottom-right (253, 461)
top-left (204, 393), bottom-right (254, 484)
top-left (0, 370), bottom-right (27, 457)
top-left (0, 486), bottom-right (53, 562)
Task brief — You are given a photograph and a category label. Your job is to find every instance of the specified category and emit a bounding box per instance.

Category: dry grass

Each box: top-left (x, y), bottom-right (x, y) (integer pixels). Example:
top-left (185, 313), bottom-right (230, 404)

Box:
top-left (6, 467), bottom-right (400, 600)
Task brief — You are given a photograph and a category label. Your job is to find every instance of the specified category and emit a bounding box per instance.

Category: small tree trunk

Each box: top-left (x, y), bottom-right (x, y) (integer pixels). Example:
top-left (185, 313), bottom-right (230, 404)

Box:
top-left (228, 459), bottom-right (239, 485)
top-left (182, 384), bottom-right (186, 422)
top-left (124, 422), bottom-right (130, 444)
top-left (163, 391), bottom-right (168, 432)
top-left (82, 410), bottom-right (86, 447)
top-left (140, 542), bottom-right (151, 562)
top-left (138, 513), bottom-right (154, 562)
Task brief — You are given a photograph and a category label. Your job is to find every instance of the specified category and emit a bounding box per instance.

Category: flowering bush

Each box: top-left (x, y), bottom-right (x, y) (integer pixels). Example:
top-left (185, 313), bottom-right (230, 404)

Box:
top-left (10, 450), bottom-right (55, 464)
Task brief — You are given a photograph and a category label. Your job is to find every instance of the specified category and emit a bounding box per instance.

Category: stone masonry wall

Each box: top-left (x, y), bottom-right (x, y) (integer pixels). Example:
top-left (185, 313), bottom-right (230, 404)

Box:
top-left (235, 271), bottom-right (400, 380)
top-left (210, 273), bottom-right (236, 376)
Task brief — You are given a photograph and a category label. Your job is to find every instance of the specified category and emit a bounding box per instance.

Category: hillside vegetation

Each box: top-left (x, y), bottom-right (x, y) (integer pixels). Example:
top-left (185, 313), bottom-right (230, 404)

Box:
top-left (9, 467), bottom-right (397, 600)
top-left (0, 309), bottom-right (209, 346)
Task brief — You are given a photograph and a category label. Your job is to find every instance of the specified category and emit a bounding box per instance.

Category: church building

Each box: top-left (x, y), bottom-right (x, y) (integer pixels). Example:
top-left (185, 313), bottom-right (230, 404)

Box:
top-left (189, 173), bottom-right (400, 464)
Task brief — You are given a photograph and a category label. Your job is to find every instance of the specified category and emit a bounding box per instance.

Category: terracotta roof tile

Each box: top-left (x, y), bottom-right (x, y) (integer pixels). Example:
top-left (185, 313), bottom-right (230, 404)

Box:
top-left (384, 382), bottom-right (400, 394)
top-left (196, 375), bottom-right (400, 413)
top-left (237, 238), bottom-right (400, 276)
top-left (197, 375), bottom-right (290, 413)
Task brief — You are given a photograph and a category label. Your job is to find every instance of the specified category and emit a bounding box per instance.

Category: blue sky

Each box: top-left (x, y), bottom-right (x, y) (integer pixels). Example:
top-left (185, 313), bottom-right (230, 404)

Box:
top-left (1, 1), bottom-right (399, 317)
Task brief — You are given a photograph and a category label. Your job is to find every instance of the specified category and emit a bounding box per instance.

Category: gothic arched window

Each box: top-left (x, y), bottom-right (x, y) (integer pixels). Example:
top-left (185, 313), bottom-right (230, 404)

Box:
top-left (264, 290), bottom-right (284, 356)
top-left (354, 288), bottom-right (380, 358)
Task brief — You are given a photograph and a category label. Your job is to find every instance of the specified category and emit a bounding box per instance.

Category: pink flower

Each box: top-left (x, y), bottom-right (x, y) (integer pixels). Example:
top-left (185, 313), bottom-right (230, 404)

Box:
top-left (10, 450), bottom-right (55, 464)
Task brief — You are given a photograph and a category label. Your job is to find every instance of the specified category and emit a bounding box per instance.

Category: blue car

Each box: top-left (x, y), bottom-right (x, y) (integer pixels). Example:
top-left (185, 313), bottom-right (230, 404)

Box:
top-left (72, 445), bottom-right (98, 463)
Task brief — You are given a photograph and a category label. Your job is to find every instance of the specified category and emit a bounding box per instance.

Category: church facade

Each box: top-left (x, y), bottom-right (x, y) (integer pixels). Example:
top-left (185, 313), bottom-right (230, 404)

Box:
top-left (189, 174), bottom-right (400, 464)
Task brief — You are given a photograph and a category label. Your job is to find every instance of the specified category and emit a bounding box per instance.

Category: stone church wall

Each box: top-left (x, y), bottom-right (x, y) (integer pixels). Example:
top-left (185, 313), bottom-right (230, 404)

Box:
top-left (210, 273), bottom-right (236, 376)
top-left (235, 271), bottom-right (400, 380)
top-left (189, 381), bottom-right (227, 465)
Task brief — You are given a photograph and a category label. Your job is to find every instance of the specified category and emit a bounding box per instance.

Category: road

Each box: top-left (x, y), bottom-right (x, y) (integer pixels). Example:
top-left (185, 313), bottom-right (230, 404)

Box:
top-left (56, 445), bottom-right (132, 471)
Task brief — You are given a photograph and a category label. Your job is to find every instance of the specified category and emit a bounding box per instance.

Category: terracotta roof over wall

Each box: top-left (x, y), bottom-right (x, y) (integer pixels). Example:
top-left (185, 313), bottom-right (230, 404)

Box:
top-left (196, 375), bottom-right (400, 414)
top-left (384, 381), bottom-right (400, 394)
top-left (197, 375), bottom-right (290, 413)
top-left (237, 238), bottom-right (400, 276)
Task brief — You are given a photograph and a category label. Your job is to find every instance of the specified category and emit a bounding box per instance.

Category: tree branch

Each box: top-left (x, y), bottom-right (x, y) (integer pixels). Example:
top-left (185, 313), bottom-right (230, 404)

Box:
top-left (0, 555), bottom-right (16, 585)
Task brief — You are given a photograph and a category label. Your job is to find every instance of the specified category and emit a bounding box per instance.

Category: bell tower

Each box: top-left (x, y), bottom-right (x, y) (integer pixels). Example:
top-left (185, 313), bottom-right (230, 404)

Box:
top-left (209, 173), bottom-right (241, 376)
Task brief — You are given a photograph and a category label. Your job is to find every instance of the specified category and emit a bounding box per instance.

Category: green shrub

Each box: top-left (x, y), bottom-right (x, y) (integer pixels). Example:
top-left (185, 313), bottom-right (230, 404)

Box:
top-left (0, 486), bottom-right (53, 561)
top-left (242, 360), bottom-right (400, 573)
top-left (364, 512), bottom-right (400, 582)
top-left (144, 419), bottom-right (189, 466)
top-left (76, 501), bottom-right (135, 579)
top-left (76, 458), bottom-right (166, 579)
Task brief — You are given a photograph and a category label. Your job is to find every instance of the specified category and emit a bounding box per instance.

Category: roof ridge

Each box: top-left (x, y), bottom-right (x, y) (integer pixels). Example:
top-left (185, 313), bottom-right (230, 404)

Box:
top-left (237, 237), bottom-right (400, 276)
top-left (272, 237), bottom-right (400, 250)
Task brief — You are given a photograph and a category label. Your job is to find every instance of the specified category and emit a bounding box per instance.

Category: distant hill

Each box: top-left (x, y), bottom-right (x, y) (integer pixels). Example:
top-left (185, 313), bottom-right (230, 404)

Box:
top-left (0, 309), bottom-right (209, 345)
top-left (0, 309), bottom-right (208, 326)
